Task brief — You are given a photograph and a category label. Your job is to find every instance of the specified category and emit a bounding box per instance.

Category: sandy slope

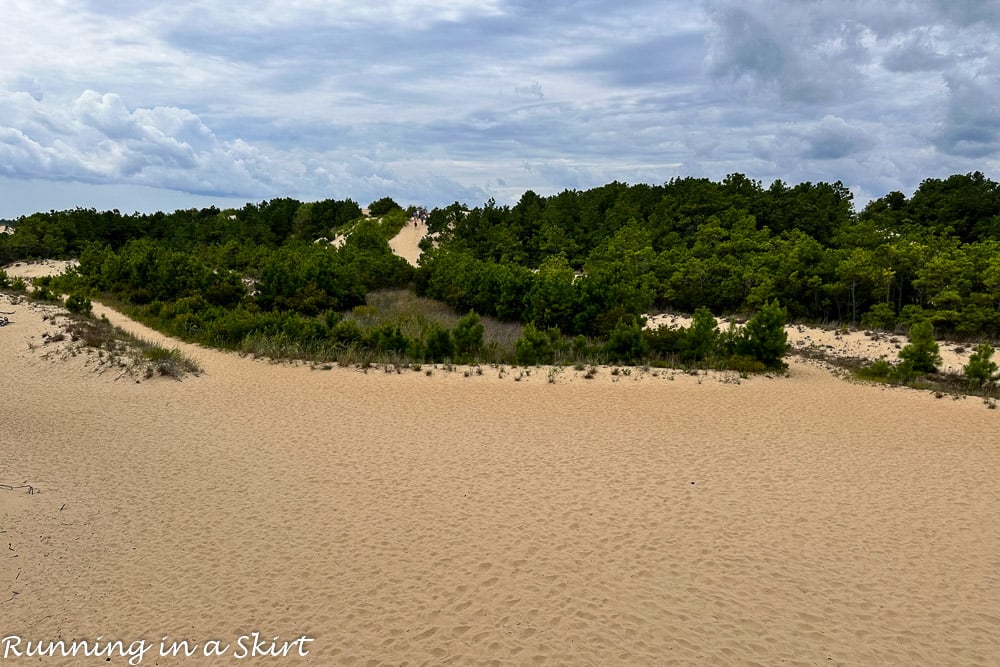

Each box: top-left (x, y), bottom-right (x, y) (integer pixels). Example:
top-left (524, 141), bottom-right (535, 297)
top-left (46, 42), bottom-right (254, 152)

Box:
top-left (2, 289), bottom-right (999, 665)
top-left (388, 218), bottom-right (429, 267)
top-left (3, 259), bottom-right (78, 280)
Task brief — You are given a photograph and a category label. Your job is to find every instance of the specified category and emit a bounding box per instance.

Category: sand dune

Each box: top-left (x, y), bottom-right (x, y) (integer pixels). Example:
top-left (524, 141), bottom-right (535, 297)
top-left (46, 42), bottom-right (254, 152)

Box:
top-left (2, 290), bottom-right (999, 665)
top-left (3, 259), bottom-right (78, 280)
top-left (388, 218), bottom-right (429, 267)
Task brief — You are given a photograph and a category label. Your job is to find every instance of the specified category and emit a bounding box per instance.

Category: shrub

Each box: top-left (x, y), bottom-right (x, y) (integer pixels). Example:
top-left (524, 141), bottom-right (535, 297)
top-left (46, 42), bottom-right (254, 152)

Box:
top-left (855, 358), bottom-right (894, 381)
top-left (736, 300), bottom-right (788, 369)
top-left (861, 302), bottom-right (896, 329)
top-left (514, 322), bottom-right (555, 365)
top-left (604, 317), bottom-right (646, 363)
top-left (856, 358), bottom-right (922, 385)
top-left (721, 355), bottom-right (766, 374)
top-left (424, 323), bottom-right (455, 362)
top-left (643, 324), bottom-right (683, 359)
top-left (571, 334), bottom-right (592, 359)
top-left (31, 285), bottom-right (59, 302)
top-left (453, 310), bottom-right (484, 360)
top-left (368, 197), bottom-right (401, 216)
top-left (681, 307), bottom-right (719, 363)
top-left (898, 320), bottom-right (941, 373)
top-left (365, 323), bottom-right (410, 355)
top-left (331, 319), bottom-right (364, 346)
top-left (65, 292), bottom-right (93, 316)
top-left (964, 343), bottom-right (998, 389)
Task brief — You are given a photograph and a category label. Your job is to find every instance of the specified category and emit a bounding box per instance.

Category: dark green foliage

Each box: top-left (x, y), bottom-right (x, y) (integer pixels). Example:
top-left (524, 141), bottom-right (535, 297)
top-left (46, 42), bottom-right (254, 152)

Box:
top-left (856, 358), bottom-right (895, 381)
top-left (604, 317), bottom-right (647, 363)
top-left (292, 199), bottom-right (362, 240)
top-left (861, 302), bottom-right (896, 329)
top-left (525, 255), bottom-right (576, 331)
top-left (898, 320), bottom-right (942, 373)
top-left (365, 323), bottom-right (410, 356)
top-left (65, 292), bottom-right (93, 316)
top-left (571, 334), bottom-right (593, 359)
top-left (368, 197), bottom-right (402, 217)
top-left (642, 325), bottom-right (683, 359)
top-left (453, 311), bottom-right (484, 360)
top-left (424, 323), bottom-right (455, 362)
top-left (856, 358), bottom-right (926, 385)
top-left (681, 307), bottom-right (719, 363)
top-left (856, 358), bottom-right (918, 385)
top-left (30, 284), bottom-right (59, 302)
top-left (331, 319), bottom-right (364, 346)
top-left (736, 300), bottom-right (789, 369)
top-left (7, 174), bottom-right (1000, 371)
top-left (963, 343), bottom-right (997, 388)
top-left (515, 322), bottom-right (556, 365)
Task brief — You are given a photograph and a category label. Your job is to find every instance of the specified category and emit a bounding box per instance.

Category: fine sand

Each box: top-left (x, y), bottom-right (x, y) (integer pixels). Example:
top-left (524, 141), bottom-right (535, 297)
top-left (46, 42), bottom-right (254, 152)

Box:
top-left (2, 283), bottom-right (999, 665)
top-left (3, 259), bottom-right (78, 280)
top-left (388, 219), bottom-right (430, 267)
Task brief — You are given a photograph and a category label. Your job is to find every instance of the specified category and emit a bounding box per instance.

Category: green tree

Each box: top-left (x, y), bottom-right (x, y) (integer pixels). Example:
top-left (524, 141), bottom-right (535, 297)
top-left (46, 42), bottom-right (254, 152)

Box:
top-left (65, 292), bottom-right (93, 317)
top-left (368, 197), bottom-right (402, 216)
top-left (737, 300), bottom-right (789, 369)
top-left (604, 317), bottom-right (647, 363)
top-left (453, 311), bottom-right (485, 360)
top-left (861, 302), bottom-right (896, 329)
top-left (525, 255), bottom-right (576, 331)
top-left (963, 343), bottom-right (998, 389)
top-left (425, 323), bottom-right (455, 362)
top-left (681, 307), bottom-right (719, 363)
top-left (514, 322), bottom-right (555, 365)
top-left (898, 320), bottom-right (942, 373)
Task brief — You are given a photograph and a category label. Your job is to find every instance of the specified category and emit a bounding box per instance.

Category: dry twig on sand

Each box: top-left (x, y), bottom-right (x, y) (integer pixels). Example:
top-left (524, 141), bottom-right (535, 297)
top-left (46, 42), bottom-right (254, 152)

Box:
top-left (0, 483), bottom-right (36, 495)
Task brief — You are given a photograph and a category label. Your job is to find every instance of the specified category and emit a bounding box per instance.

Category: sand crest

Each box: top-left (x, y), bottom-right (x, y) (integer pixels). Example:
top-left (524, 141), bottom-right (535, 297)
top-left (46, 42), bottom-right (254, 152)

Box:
top-left (388, 217), bottom-right (429, 267)
top-left (3, 259), bottom-right (78, 280)
top-left (2, 292), bottom-right (999, 665)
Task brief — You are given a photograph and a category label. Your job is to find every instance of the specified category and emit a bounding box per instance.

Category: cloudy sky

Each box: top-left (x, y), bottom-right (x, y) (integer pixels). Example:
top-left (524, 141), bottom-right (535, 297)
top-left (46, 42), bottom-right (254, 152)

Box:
top-left (2, 0), bottom-right (999, 218)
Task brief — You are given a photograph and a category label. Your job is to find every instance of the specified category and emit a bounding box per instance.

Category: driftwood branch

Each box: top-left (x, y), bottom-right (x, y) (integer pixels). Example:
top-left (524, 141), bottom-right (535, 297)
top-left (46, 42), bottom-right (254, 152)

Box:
top-left (0, 484), bottom-right (35, 495)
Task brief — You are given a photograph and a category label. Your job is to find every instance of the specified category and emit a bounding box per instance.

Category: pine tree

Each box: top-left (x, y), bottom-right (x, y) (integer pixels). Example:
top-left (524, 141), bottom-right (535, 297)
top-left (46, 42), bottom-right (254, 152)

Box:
top-left (737, 300), bottom-right (788, 369)
top-left (898, 320), bottom-right (941, 373)
top-left (963, 342), bottom-right (997, 389)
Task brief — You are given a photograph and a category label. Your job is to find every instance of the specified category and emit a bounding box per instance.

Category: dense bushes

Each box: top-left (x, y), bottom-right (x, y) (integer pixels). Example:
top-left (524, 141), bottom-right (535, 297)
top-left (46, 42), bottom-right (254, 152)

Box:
top-left (65, 292), bottom-right (93, 316)
top-left (414, 172), bottom-right (1000, 339)
top-left (9, 173), bottom-right (1000, 372)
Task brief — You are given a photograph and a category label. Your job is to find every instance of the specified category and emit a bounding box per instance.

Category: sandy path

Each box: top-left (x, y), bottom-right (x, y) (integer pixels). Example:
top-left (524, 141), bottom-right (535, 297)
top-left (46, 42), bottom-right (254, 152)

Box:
top-left (388, 219), bottom-right (428, 267)
top-left (2, 293), bottom-right (999, 665)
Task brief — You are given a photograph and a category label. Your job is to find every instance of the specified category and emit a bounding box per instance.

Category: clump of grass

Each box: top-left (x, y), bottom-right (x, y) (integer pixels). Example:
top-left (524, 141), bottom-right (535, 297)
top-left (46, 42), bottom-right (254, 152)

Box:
top-left (139, 343), bottom-right (202, 378)
top-left (56, 314), bottom-right (201, 380)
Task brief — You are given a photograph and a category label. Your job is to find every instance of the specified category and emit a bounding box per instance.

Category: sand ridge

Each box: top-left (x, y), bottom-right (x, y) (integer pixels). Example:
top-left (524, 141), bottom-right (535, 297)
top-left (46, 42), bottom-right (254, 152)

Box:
top-left (388, 217), bottom-right (429, 267)
top-left (2, 291), bottom-right (999, 665)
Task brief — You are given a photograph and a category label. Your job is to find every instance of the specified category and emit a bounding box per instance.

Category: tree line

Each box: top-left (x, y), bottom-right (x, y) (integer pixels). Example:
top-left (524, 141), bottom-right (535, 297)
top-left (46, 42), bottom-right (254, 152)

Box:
top-left (2, 172), bottom-right (999, 370)
top-left (417, 173), bottom-right (1000, 339)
